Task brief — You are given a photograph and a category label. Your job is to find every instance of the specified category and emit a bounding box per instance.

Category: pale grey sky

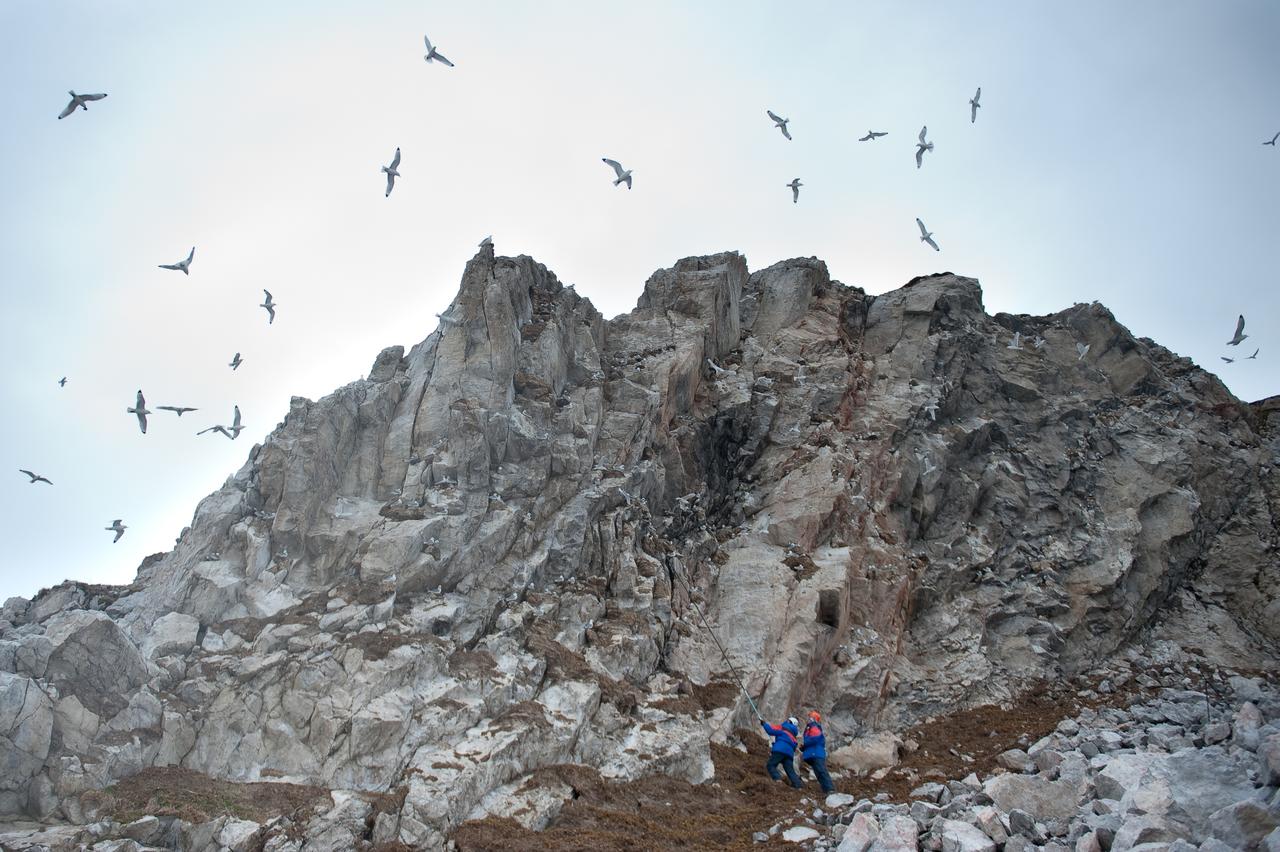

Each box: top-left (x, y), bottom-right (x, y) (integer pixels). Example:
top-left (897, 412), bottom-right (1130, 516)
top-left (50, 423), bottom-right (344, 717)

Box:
top-left (2, 1), bottom-right (1276, 600)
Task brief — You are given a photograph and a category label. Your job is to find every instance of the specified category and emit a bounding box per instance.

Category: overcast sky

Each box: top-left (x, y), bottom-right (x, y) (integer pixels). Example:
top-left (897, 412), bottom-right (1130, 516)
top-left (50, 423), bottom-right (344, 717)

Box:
top-left (2, 1), bottom-right (1276, 601)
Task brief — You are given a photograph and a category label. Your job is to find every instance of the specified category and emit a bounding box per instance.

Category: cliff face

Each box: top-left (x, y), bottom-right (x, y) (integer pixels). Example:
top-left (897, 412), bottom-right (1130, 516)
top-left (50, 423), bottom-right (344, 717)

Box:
top-left (1, 248), bottom-right (1276, 849)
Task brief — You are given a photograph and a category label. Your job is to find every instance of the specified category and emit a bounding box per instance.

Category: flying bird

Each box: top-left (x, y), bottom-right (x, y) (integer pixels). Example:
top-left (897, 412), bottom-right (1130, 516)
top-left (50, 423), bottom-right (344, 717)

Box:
top-left (157, 406), bottom-right (198, 416)
top-left (423, 34), bottom-right (455, 67)
top-left (787, 178), bottom-right (802, 203)
top-left (105, 519), bottom-right (126, 543)
top-left (127, 390), bottom-right (150, 434)
top-left (158, 247), bottom-right (195, 275)
top-left (858, 131), bottom-right (887, 142)
top-left (1221, 356), bottom-right (1234, 364)
top-left (915, 126), bottom-right (934, 168)
top-left (58, 377), bottom-right (67, 387)
top-left (260, 290), bottom-right (276, 324)
top-left (1247, 348), bottom-right (1259, 359)
top-left (197, 405), bottom-right (243, 440)
top-left (382, 147), bottom-right (400, 197)
top-left (1033, 336), bottom-right (1047, 350)
top-left (229, 352), bottom-right (243, 370)
top-left (1007, 332), bottom-right (1023, 350)
top-left (706, 358), bottom-right (727, 376)
top-left (969, 87), bottom-right (982, 123)
top-left (602, 158), bottom-right (633, 189)
top-left (18, 469), bottom-right (52, 485)
top-left (1226, 314), bottom-right (1247, 345)
top-left (1264, 133), bottom-right (1279, 146)
top-left (916, 218), bottom-right (939, 251)
top-left (766, 110), bottom-right (792, 140)
top-left (57, 90), bottom-right (107, 119)
top-left (1077, 343), bottom-right (1091, 361)
top-left (924, 402), bottom-right (938, 421)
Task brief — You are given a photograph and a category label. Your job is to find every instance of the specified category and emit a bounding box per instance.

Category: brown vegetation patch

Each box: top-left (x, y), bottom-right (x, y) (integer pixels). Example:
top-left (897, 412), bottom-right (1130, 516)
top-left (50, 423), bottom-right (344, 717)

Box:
top-left (448, 648), bottom-right (499, 677)
top-left (348, 631), bottom-right (440, 661)
top-left (88, 766), bottom-right (328, 826)
top-left (526, 622), bottom-right (640, 713)
top-left (649, 695), bottom-right (702, 716)
top-left (691, 679), bottom-right (739, 712)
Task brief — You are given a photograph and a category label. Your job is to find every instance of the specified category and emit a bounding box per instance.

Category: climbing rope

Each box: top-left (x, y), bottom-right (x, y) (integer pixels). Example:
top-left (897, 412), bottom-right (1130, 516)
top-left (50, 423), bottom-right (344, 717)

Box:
top-left (668, 559), bottom-right (764, 721)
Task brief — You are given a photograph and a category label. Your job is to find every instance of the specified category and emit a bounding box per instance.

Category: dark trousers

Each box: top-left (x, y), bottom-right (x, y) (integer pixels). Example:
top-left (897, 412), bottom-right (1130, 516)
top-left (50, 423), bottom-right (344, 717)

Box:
top-left (804, 756), bottom-right (834, 794)
top-left (766, 750), bottom-right (803, 788)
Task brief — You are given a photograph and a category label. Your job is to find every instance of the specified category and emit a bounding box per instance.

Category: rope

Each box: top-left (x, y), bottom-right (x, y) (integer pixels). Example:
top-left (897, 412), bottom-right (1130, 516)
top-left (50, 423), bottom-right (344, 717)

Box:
top-left (668, 560), bottom-right (764, 721)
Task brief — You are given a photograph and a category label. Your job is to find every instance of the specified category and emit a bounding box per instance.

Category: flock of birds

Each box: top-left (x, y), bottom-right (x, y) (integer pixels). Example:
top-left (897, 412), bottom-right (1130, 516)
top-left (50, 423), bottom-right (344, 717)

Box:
top-left (22, 37), bottom-right (1276, 546)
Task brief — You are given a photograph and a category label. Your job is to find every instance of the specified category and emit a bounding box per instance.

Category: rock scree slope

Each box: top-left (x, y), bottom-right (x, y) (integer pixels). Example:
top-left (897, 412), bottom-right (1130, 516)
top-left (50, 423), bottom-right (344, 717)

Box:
top-left (1, 246), bottom-right (1276, 850)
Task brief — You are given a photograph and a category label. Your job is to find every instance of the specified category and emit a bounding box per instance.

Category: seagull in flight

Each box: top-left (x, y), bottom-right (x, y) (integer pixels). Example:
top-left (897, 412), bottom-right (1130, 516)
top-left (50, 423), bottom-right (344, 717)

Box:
top-left (787, 178), bottom-right (802, 203)
top-left (1247, 348), bottom-right (1259, 359)
top-left (602, 158), bottom-right (633, 189)
top-left (1264, 132), bottom-right (1279, 146)
top-left (915, 126), bottom-right (934, 168)
top-left (423, 34), bottom-right (455, 67)
top-left (260, 290), bottom-right (276, 324)
top-left (1007, 332), bottom-right (1023, 350)
top-left (916, 218), bottom-right (939, 251)
top-left (159, 247), bottom-right (195, 275)
top-left (105, 519), bottom-right (127, 543)
top-left (198, 405), bottom-right (243, 439)
top-left (969, 87), bottom-right (982, 123)
top-left (229, 352), bottom-right (243, 370)
top-left (58, 377), bottom-right (67, 387)
top-left (923, 402), bottom-right (938, 421)
top-left (1032, 336), bottom-right (1047, 350)
top-left (382, 147), bottom-right (400, 197)
top-left (127, 390), bottom-right (150, 434)
top-left (1220, 356), bottom-right (1234, 364)
top-left (858, 130), bottom-right (887, 142)
top-left (18, 469), bottom-right (52, 485)
top-left (58, 90), bottom-right (107, 119)
top-left (157, 405), bottom-right (198, 417)
top-left (1077, 342), bottom-right (1091, 361)
top-left (1226, 314), bottom-right (1247, 345)
top-left (767, 110), bottom-right (792, 140)
top-left (706, 358), bottom-right (727, 376)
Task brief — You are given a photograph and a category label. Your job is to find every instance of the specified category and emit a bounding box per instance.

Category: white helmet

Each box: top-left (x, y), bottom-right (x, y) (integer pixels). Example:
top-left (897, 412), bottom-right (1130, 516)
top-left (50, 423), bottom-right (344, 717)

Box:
top-left (787, 716), bottom-right (799, 728)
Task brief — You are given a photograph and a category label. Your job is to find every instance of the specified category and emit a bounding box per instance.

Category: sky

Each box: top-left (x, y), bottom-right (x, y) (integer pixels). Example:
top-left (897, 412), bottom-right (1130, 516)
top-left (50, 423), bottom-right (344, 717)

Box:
top-left (1, 1), bottom-right (1277, 601)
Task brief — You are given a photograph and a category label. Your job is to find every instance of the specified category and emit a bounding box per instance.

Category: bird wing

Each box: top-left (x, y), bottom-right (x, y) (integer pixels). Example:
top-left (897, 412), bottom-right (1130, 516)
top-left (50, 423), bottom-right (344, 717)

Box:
top-left (873, 131), bottom-right (886, 138)
top-left (390, 148), bottom-right (400, 170)
top-left (1234, 314), bottom-right (1246, 338)
top-left (82, 93), bottom-right (107, 101)
top-left (1221, 356), bottom-right (1233, 362)
top-left (915, 147), bottom-right (925, 168)
top-left (424, 35), bottom-right (433, 51)
top-left (858, 133), bottom-right (872, 141)
top-left (158, 263), bottom-right (180, 270)
top-left (602, 158), bottom-right (625, 178)
top-left (135, 390), bottom-right (146, 408)
top-left (622, 174), bottom-right (632, 189)
top-left (974, 87), bottom-right (981, 102)
top-left (924, 235), bottom-right (939, 251)
top-left (19, 469), bottom-right (35, 481)
top-left (263, 289), bottom-right (272, 302)
top-left (791, 184), bottom-right (799, 202)
top-left (916, 218), bottom-right (928, 236)
top-left (266, 305), bottom-right (275, 321)
top-left (918, 126), bottom-right (927, 143)
top-left (136, 410), bottom-right (147, 433)
top-left (232, 406), bottom-right (241, 428)
top-left (185, 247), bottom-right (194, 264)
top-left (767, 109), bottom-right (784, 124)
top-left (57, 99), bottom-right (77, 119)
top-left (157, 406), bottom-right (178, 412)
top-left (385, 172), bottom-right (395, 195)
top-left (971, 102), bottom-right (977, 122)
top-left (781, 125), bottom-right (791, 140)
top-left (433, 51), bottom-right (454, 67)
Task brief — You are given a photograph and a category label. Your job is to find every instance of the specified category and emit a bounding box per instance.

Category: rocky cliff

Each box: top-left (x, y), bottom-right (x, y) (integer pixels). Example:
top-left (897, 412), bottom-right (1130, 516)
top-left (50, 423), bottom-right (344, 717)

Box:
top-left (1, 248), bottom-right (1276, 850)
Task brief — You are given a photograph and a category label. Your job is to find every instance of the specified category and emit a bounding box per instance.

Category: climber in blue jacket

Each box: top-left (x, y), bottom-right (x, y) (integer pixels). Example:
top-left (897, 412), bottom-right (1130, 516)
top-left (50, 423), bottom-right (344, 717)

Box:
top-left (761, 716), bottom-right (803, 788)
top-left (801, 710), bottom-right (835, 794)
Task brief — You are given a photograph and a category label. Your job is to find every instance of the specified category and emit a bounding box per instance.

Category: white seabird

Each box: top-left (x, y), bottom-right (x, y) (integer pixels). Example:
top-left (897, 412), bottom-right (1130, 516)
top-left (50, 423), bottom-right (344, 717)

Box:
top-left (229, 352), bottom-right (242, 370)
top-left (58, 90), bottom-right (107, 119)
top-left (787, 178), bottom-right (802, 203)
top-left (158, 247), bottom-right (195, 275)
top-left (916, 218), bottom-right (939, 251)
top-left (105, 519), bottom-right (127, 543)
top-left (260, 290), bottom-right (276, 324)
top-left (767, 110), bottom-right (792, 140)
top-left (423, 35), bottom-right (455, 67)
top-left (1077, 342), bottom-right (1091, 361)
top-left (198, 405), bottom-right (243, 440)
top-left (1226, 314), bottom-right (1247, 346)
top-left (915, 126), bottom-right (934, 168)
top-left (127, 390), bottom-right (150, 434)
top-left (382, 148), bottom-right (400, 197)
top-left (157, 406), bottom-right (197, 416)
top-left (602, 158), bottom-right (633, 189)
top-left (970, 87), bottom-right (982, 123)
top-left (858, 130), bottom-right (887, 141)
top-left (18, 469), bottom-right (52, 485)
top-left (1007, 332), bottom-right (1023, 350)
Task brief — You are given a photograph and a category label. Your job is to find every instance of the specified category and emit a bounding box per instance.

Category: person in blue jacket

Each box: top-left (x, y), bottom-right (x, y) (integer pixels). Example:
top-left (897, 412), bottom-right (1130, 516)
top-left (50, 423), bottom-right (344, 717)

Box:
top-left (801, 710), bottom-right (834, 794)
top-left (760, 716), bottom-right (803, 788)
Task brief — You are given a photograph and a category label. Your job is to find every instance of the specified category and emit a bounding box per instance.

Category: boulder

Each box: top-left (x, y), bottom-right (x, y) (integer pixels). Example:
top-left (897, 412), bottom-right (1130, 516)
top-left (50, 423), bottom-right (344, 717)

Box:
top-left (1111, 815), bottom-right (1184, 852)
top-left (938, 819), bottom-right (995, 852)
top-left (1206, 800), bottom-right (1279, 850)
top-left (1260, 734), bottom-right (1280, 787)
top-left (838, 813), bottom-right (880, 852)
top-left (984, 774), bottom-right (1080, 823)
top-left (139, 612), bottom-right (201, 660)
top-left (868, 815), bottom-right (919, 852)
top-left (783, 826), bottom-right (820, 843)
top-left (830, 732), bottom-right (902, 775)
top-left (0, 672), bottom-right (53, 807)
top-left (1235, 702), bottom-right (1263, 751)
top-left (38, 611), bottom-right (148, 719)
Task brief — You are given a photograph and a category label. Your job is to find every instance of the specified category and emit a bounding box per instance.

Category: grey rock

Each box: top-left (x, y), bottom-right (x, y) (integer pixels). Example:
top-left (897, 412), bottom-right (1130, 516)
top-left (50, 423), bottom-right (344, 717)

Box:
top-left (1206, 799), bottom-right (1279, 849)
top-left (985, 775), bottom-right (1081, 823)
top-left (938, 819), bottom-right (994, 852)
